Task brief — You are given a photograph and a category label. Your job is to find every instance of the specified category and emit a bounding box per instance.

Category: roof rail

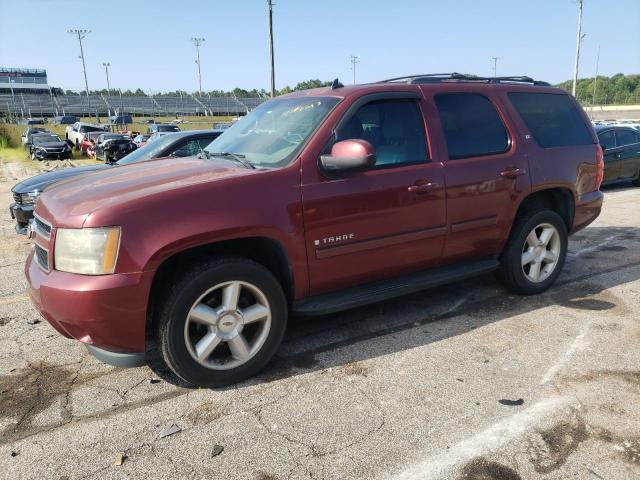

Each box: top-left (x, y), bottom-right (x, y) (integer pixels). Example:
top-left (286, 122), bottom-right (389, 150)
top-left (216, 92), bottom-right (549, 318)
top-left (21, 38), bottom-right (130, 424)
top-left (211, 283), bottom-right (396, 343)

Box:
top-left (377, 73), bottom-right (550, 86)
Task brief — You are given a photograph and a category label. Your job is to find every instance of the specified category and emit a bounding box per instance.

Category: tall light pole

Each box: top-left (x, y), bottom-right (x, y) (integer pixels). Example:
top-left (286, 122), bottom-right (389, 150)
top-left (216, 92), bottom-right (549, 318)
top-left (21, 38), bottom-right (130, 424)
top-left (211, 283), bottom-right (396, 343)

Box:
top-left (267, 0), bottom-right (276, 97)
top-left (68, 29), bottom-right (91, 98)
top-left (592, 45), bottom-right (600, 106)
top-left (350, 55), bottom-right (360, 84)
top-left (190, 37), bottom-right (205, 97)
top-left (571, 0), bottom-right (583, 97)
top-left (102, 62), bottom-right (111, 94)
top-left (491, 56), bottom-right (500, 77)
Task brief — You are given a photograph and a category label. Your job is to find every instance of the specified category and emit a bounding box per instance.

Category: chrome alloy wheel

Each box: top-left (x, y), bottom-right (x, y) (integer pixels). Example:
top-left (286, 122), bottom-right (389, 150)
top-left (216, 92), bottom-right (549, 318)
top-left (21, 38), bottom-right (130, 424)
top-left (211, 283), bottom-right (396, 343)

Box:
top-left (521, 222), bottom-right (561, 283)
top-left (184, 281), bottom-right (271, 370)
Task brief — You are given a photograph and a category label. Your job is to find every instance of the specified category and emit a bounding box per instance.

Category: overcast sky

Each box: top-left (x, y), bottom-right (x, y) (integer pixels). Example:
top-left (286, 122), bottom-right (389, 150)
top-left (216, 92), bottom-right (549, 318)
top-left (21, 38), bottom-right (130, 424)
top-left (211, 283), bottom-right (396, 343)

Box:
top-left (0, 0), bottom-right (638, 93)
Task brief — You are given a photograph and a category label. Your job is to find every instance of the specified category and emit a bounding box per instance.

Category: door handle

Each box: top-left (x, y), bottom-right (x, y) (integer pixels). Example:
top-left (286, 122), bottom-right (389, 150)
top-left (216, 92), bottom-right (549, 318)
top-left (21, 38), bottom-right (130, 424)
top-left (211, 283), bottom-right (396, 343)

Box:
top-left (500, 167), bottom-right (527, 179)
top-left (408, 182), bottom-right (439, 194)
top-left (614, 153), bottom-right (622, 159)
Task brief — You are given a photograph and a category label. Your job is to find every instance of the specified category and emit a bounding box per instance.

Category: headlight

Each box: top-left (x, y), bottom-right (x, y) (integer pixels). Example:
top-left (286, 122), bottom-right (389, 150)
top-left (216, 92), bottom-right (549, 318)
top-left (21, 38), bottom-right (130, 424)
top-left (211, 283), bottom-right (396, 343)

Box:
top-left (20, 192), bottom-right (40, 205)
top-left (54, 227), bottom-right (121, 275)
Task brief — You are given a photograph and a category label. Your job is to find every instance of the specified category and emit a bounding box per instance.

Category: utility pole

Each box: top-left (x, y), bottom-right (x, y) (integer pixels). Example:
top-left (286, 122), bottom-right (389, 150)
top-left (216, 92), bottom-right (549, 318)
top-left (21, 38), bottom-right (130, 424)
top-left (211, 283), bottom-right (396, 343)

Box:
top-left (267, 0), bottom-right (276, 97)
top-left (68, 29), bottom-right (91, 98)
top-left (491, 56), bottom-right (500, 77)
top-left (571, 0), bottom-right (583, 97)
top-left (190, 37), bottom-right (205, 97)
top-left (102, 62), bottom-right (111, 94)
top-left (592, 45), bottom-right (600, 106)
top-left (350, 55), bottom-right (360, 84)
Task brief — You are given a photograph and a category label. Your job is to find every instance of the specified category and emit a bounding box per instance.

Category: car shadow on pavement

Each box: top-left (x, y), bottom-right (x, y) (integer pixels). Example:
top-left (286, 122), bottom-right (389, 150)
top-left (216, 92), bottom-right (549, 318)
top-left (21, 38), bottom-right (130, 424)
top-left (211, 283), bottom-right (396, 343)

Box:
top-left (257, 225), bottom-right (640, 385)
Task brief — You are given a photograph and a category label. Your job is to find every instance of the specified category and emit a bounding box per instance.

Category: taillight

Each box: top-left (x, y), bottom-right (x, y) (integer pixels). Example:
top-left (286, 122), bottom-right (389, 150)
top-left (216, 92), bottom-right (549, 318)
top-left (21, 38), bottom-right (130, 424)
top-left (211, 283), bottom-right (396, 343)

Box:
top-left (594, 144), bottom-right (604, 190)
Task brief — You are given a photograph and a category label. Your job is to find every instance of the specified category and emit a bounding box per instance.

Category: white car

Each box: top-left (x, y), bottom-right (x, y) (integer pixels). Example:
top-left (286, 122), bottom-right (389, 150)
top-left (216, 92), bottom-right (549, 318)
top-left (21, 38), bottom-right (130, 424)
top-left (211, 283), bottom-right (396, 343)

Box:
top-left (65, 122), bottom-right (106, 150)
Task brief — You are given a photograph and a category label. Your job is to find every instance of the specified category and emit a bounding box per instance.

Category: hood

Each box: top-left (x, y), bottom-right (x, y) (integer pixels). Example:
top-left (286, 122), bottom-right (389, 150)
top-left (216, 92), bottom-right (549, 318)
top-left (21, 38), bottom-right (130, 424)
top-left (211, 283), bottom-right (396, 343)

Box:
top-left (12, 164), bottom-right (111, 194)
top-left (37, 156), bottom-right (254, 226)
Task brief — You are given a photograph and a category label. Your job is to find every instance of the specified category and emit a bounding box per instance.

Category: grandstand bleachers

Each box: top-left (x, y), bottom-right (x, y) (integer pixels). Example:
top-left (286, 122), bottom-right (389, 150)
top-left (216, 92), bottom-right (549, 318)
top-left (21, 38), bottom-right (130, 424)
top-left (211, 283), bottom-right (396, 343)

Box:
top-left (0, 92), bottom-right (266, 119)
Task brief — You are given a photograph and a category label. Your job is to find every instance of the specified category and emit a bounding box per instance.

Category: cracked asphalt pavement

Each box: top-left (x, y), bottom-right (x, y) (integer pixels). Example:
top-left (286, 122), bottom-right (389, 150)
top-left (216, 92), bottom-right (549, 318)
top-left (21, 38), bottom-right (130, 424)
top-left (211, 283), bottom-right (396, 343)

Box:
top-left (0, 179), bottom-right (639, 480)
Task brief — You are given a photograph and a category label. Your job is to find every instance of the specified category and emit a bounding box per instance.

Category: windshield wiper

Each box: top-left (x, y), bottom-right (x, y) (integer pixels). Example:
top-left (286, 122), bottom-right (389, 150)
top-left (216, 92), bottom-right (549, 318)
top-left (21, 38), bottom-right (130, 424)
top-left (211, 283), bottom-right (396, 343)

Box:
top-left (197, 146), bottom-right (210, 159)
top-left (208, 152), bottom-right (255, 169)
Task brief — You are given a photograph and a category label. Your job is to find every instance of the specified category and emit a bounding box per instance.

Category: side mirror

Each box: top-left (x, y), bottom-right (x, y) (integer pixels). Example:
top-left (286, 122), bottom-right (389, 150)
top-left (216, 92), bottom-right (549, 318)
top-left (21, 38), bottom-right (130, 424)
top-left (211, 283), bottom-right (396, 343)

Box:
top-left (319, 139), bottom-right (376, 173)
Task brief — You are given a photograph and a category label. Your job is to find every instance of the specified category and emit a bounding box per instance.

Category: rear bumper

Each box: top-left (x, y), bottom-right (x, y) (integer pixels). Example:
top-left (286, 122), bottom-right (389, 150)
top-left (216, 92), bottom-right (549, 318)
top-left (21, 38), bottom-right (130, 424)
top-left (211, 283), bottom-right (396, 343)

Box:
top-left (25, 249), bottom-right (153, 354)
top-left (9, 202), bottom-right (34, 234)
top-left (572, 190), bottom-right (604, 233)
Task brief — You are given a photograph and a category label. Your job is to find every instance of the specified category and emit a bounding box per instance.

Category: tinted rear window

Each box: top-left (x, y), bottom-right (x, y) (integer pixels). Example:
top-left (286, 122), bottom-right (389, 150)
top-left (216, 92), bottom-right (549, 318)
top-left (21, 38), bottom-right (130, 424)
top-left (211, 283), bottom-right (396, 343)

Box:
top-left (435, 93), bottom-right (509, 159)
top-left (508, 93), bottom-right (593, 148)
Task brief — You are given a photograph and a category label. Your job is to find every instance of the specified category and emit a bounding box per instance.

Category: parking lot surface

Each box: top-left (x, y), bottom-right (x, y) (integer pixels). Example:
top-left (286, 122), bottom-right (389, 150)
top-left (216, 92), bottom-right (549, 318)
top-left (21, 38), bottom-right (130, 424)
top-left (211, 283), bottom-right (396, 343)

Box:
top-left (0, 179), bottom-right (638, 480)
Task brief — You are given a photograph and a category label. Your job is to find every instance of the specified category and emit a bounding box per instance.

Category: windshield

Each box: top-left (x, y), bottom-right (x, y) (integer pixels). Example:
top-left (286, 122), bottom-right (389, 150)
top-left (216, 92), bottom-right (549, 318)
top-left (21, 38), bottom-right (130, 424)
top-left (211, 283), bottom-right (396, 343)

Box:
top-left (33, 135), bottom-right (61, 144)
top-left (116, 132), bottom-right (181, 165)
top-left (204, 96), bottom-right (340, 168)
top-left (80, 126), bottom-right (104, 133)
top-left (157, 125), bottom-right (180, 132)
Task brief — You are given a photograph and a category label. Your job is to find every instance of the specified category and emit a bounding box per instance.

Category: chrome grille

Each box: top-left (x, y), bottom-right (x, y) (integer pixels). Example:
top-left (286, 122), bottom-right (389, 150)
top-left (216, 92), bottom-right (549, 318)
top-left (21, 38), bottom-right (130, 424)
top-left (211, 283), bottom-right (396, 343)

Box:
top-left (33, 214), bottom-right (51, 240)
top-left (12, 192), bottom-right (21, 204)
top-left (35, 245), bottom-right (49, 271)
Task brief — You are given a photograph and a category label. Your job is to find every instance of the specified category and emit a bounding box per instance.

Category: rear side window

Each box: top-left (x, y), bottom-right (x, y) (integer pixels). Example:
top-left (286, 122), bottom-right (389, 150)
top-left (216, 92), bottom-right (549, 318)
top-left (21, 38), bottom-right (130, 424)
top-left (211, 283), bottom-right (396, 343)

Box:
top-left (616, 129), bottom-right (640, 147)
top-left (435, 93), bottom-right (509, 159)
top-left (508, 92), bottom-right (593, 148)
top-left (598, 130), bottom-right (616, 150)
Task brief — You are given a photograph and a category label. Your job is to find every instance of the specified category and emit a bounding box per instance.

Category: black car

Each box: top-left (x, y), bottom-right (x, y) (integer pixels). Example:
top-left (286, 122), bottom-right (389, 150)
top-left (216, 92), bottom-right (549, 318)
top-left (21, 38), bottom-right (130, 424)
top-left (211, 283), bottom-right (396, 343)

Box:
top-left (147, 123), bottom-right (180, 134)
top-left (28, 133), bottom-right (72, 161)
top-left (10, 130), bottom-right (224, 234)
top-left (94, 133), bottom-right (137, 163)
top-left (595, 125), bottom-right (640, 186)
top-left (53, 115), bottom-right (79, 125)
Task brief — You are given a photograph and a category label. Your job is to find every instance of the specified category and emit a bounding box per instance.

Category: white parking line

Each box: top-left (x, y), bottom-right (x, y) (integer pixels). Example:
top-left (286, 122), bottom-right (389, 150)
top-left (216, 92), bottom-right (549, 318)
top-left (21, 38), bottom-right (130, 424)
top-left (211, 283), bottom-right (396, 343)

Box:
top-left (391, 396), bottom-right (574, 480)
top-left (540, 321), bottom-right (592, 385)
top-left (567, 235), bottom-right (617, 258)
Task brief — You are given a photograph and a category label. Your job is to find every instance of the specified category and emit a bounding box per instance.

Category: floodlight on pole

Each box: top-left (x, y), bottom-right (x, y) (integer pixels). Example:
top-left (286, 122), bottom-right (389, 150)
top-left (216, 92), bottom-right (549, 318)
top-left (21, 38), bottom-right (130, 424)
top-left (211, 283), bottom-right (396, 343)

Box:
top-left (102, 62), bottom-right (111, 94)
top-left (350, 55), bottom-right (360, 84)
top-left (571, 0), bottom-right (583, 97)
top-left (68, 29), bottom-right (91, 98)
top-left (190, 37), bottom-right (205, 97)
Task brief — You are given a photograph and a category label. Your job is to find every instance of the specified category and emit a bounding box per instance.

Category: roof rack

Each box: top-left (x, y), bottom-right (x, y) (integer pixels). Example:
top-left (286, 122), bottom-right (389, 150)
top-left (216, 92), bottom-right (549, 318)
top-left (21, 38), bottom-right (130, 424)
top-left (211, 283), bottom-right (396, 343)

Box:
top-left (378, 73), bottom-right (551, 86)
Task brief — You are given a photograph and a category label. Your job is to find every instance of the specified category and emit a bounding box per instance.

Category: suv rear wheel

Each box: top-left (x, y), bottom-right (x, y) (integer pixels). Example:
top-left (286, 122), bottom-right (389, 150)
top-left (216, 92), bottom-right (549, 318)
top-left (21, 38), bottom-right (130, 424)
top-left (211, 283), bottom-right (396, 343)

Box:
top-left (497, 210), bottom-right (568, 295)
top-left (154, 257), bottom-right (287, 388)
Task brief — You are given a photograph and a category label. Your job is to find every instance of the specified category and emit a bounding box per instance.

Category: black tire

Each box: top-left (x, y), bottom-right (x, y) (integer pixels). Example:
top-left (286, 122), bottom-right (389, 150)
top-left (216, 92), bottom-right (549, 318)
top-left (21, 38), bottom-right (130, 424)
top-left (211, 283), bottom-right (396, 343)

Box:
top-left (632, 174), bottom-right (640, 187)
top-left (496, 210), bottom-right (568, 295)
top-left (75, 139), bottom-right (80, 150)
top-left (154, 256), bottom-right (287, 388)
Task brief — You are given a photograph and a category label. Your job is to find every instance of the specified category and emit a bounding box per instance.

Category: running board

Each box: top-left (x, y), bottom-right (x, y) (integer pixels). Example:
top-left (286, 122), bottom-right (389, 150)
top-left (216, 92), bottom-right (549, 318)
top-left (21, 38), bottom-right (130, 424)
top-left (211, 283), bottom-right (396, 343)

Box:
top-left (292, 257), bottom-right (499, 316)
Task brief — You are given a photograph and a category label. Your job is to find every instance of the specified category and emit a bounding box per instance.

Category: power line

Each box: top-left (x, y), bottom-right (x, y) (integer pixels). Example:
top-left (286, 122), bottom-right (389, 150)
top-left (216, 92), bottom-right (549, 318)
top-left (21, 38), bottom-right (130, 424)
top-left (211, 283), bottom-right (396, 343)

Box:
top-left (267, 0), bottom-right (276, 97)
top-left (190, 37), bottom-right (206, 97)
top-left (491, 56), bottom-right (500, 77)
top-left (68, 29), bottom-right (91, 98)
top-left (350, 55), bottom-right (360, 84)
top-left (571, 0), bottom-right (583, 97)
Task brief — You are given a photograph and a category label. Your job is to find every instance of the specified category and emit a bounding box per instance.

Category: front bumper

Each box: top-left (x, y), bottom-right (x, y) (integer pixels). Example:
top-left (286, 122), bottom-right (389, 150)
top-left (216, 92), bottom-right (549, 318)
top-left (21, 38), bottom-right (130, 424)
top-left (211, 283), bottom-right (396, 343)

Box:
top-left (25, 249), bottom-right (153, 356)
top-left (9, 202), bottom-right (35, 234)
top-left (33, 150), bottom-right (72, 160)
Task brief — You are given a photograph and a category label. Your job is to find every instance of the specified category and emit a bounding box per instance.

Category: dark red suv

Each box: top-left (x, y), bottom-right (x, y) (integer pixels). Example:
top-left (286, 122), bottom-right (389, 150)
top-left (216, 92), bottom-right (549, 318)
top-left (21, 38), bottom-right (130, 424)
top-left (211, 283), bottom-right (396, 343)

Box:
top-left (26, 74), bottom-right (603, 387)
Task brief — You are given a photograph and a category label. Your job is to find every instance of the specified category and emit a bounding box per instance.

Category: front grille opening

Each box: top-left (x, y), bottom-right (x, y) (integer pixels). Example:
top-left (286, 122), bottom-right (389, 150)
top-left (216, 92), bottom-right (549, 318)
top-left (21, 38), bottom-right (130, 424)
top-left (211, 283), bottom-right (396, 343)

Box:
top-left (34, 216), bottom-right (51, 237)
top-left (35, 245), bottom-right (49, 271)
top-left (13, 192), bottom-right (22, 204)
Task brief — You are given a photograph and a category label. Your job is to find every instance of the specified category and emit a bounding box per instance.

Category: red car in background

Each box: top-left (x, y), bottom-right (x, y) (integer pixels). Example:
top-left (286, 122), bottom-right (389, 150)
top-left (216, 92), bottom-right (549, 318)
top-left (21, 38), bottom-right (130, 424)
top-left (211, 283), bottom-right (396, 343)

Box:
top-left (80, 131), bottom-right (103, 157)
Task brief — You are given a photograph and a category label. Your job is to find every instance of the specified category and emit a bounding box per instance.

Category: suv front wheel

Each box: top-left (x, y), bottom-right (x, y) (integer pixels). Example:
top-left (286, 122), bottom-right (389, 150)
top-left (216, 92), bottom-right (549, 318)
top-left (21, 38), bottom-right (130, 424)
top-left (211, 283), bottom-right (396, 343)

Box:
top-left (155, 257), bottom-right (287, 388)
top-left (497, 210), bottom-right (568, 295)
